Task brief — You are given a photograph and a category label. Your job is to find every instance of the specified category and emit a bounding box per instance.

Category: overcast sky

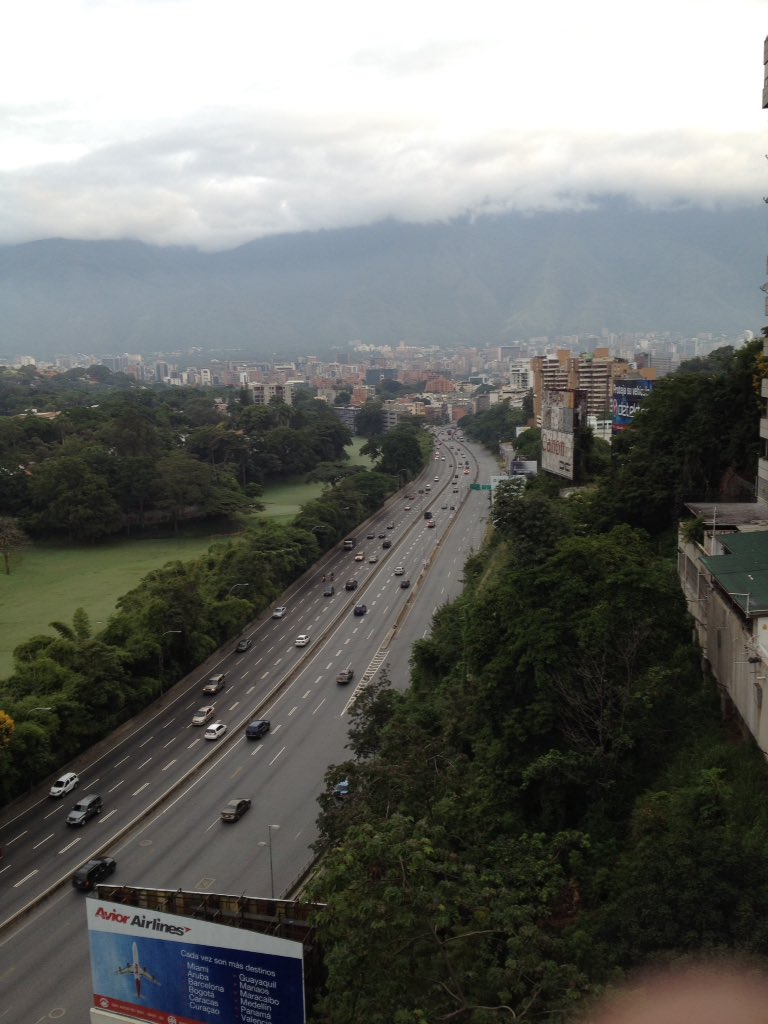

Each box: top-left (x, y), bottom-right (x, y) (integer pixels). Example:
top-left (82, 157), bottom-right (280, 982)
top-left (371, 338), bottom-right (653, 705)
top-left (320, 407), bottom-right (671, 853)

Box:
top-left (1, 0), bottom-right (766, 251)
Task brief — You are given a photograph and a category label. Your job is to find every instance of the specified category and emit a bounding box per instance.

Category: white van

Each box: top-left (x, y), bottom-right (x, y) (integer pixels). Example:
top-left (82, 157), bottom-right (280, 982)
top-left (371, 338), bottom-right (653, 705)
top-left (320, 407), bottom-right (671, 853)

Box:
top-left (50, 772), bottom-right (79, 798)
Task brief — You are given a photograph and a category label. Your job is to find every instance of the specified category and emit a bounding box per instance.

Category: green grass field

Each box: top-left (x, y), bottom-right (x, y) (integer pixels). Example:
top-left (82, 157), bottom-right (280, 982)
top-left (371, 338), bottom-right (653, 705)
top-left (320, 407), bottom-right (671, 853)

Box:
top-left (0, 438), bottom-right (376, 680)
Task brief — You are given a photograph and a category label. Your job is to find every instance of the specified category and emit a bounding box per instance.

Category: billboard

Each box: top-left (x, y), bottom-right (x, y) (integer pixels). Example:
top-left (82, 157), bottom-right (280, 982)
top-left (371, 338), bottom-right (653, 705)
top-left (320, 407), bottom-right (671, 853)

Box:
top-left (541, 389), bottom-right (575, 432)
top-left (541, 428), bottom-right (575, 480)
top-left (611, 379), bottom-right (654, 434)
top-left (87, 899), bottom-right (305, 1024)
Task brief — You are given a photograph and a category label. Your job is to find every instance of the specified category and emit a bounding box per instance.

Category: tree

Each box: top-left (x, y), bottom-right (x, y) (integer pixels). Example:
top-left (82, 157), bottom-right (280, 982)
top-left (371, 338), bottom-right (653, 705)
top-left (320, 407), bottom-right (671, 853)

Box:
top-left (0, 517), bottom-right (30, 574)
top-left (355, 401), bottom-right (384, 437)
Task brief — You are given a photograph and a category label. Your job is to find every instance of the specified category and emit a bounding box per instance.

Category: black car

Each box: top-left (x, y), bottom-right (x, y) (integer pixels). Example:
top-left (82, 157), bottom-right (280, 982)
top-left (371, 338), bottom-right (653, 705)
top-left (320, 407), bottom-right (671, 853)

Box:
top-left (367, 532), bottom-right (375, 539)
top-left (400, 579), bottom-right (411, 588)
top-left (378, 533), bottom-right (386, 539)
top-left (221, 798), bottom-right (251, 822)
top-left (382, 540), bottom-right (392, 549)
top-left (245, 719), bottom-right (270, 739)
top-left (345, 579), bottom-right (358, 591)
top-left (353, 604), bottom-right (367, 616)
top-left (72, 857), bottom-right (116, 891)
top-left (235, 638), bottom-right (252, 653)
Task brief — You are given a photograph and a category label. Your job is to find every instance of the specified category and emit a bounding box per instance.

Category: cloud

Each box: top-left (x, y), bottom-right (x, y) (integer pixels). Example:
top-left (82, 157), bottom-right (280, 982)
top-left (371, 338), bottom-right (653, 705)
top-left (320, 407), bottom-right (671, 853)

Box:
top-left (0, 0), bottom-right (765, 249)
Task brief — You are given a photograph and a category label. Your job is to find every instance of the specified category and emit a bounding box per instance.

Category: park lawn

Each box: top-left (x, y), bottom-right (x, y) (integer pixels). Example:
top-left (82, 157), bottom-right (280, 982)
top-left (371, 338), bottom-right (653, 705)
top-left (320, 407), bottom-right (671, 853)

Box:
top-left (0, 437), bottom-right (376, 680)
top-left (0, 535), bottom-right (229, 680)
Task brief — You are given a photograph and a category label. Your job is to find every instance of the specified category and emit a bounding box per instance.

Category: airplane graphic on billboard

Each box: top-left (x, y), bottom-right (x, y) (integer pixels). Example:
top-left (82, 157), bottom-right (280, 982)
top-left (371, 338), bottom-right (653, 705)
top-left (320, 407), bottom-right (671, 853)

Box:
top-left (115, 941), bottom-right (161, 999)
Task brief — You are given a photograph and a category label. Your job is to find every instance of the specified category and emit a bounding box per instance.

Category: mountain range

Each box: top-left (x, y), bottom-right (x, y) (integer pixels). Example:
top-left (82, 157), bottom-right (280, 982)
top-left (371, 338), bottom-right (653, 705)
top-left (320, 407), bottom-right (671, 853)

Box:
top-left (0, 198), bottom-right (763, 359)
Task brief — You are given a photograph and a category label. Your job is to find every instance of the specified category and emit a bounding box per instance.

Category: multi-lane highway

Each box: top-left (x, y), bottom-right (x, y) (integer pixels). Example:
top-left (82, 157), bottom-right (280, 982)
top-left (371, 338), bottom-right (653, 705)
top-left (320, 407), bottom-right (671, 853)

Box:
top-left (0, 428), bottom-right (499, 1021)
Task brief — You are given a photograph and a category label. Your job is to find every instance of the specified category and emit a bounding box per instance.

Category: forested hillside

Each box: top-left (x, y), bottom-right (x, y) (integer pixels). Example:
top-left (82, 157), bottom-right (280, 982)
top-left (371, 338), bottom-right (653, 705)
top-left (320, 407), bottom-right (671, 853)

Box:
top-left (307, 340), bottom-right (768, 1023)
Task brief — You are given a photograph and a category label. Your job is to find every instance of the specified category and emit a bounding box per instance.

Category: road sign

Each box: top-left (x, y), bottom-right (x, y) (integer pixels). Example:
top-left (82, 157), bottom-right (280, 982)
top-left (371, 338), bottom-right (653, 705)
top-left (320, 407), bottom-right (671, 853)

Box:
top-left (470, 483), bottom-right (480, 490)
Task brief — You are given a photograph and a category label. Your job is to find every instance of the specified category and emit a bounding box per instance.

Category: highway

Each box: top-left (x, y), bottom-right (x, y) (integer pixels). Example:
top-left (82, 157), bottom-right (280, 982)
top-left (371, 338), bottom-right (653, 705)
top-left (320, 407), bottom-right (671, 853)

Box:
top-left (0, 428), bottom-right (499, 1021)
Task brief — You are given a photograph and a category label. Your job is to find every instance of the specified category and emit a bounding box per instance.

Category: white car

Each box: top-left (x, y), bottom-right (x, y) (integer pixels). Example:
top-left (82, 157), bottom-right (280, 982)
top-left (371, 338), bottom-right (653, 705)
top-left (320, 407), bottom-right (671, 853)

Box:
top-left (192, 706), bottom-right (216, 726)
top-left (354, 552), bottom-right (365, 561)
top-left (295, 634), bottom-right (310, 647)
top-left (204, 722), bottom-right (227, 741)
top-left (49, 772), bottom-right (79, 798)
top-left (394, 566), bottom-right (404, 575)
top-left (434, 477), bottom-right (439, 482)
top-left (368, 554), bottom-right (378, 564)
top-left (272, 606), bottom-right (287, 618)
top-left (404, 505), bottom-right (411, 510)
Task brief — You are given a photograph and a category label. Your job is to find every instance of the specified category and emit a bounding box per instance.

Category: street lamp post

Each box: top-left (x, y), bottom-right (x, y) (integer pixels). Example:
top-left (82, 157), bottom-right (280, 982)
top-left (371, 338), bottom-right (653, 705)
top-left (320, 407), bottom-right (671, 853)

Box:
top-left (226, 583), bottom-right (249, 598)
top-left (158, 630), bottom-right (182, 696)
top-left (258, 824), bottom-right (280, 899)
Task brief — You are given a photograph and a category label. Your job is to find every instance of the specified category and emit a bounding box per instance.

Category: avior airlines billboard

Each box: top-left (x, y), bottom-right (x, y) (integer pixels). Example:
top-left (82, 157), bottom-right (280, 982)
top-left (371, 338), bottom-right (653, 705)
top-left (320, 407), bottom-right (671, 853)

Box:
top-left (87, 899), bottom-right (305, 1024)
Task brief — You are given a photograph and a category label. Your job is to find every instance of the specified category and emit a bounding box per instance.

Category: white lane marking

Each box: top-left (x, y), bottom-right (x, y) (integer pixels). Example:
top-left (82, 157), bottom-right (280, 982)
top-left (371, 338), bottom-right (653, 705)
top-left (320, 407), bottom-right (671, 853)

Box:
top-left (13, 870), bottom-right (38, 888)
top-left (274, 657), bottom-right (282, 665)
top-left (100, 809), bottom-right (117, 823)
top-left (268, 746), bottom-right (286, 767)
top-left (32, 834), bottom-right (54, 850)
top-left (136, 757), bottom-right (152, 770)
top-left (261, 671), bottom-right (269, 679)
top-left (187, 739), bottom-right (201, 749)
top-left (313, 698), bottom-right (326, 714)
top-left (302, 690), bottom-right (312, 699)
top-left (43, 806), bottom-right (64, 821)
top-left (133, 783), bottom-right (150, 796)
top-left (228, 702), bottom-right (240, 711)
top-left (161, 718), bottom-right (175, 729)
top-left (58, 837), bottom-right (81, 854)
top-left (254, 657), bottom-right (263, 665)
top-left (162, 759), bottom-right (177, 771)
top-left (246, 685), bottom-right (255, 693)
top-left (314, 676), bottom-right (322, 684)
top-left (163, 738), bottom-right (175, 749)
top-left (288, 706), bottom-right (298, 716)
top-left (344, 638), bottom-right (351, 645)
top-left (138, 735), bottom-right (154, 748)
top-left (367, 629), bottom-right (374, 639)
top-left (240, 670), bottom-right (250, 679)
top-left (6, 831), bottom-right (27, 846)
top-left (250, 743), bottom-right (264, 756)
top-left (108, 780), bottom-right (124, 793)
top-left (113, 756), bottom-right (130, 768)
top-left (272, 723), bottom-right (283, 733)
top-left (325, 662), bottom-right (333, 669)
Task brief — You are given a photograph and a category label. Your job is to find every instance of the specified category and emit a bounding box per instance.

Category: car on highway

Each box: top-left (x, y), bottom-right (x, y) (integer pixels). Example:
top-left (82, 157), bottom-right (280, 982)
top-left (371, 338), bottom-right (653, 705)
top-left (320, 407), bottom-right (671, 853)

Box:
top-left (400, 579), bottom-right (411, 588)
top-left (441, 503), bottom-right (448, 509)
top-left (203, 673), bottom-right (226, 694)
top-left (72, 857), bottom-right (116, 891)
top-left (464, 469), bottom-right (470, 475)
top-left (192, 706), bottom-right (216, 726)
top-left (367, 532), bottom-right (375, 539)
top-left (245, 719), bottom-right (270, 739)
top-left (295, 634), bottom-right (311, 646)
top-left (66, 793), bottom-right (102, 826)
top-left (394, 566), bottom-right (404, 575)
top-left (368, 554), bottom-right (378, 563)
top-left (353, 604), bottom-right (367, 616)
top-left (427, 521), bottom-right (436, 529)
top-left (323, 584), bottom-right (335, 596)
top-left (382, 540), bottom-right (392, 549)
top-left (49, 772), bottom-right (79, 798)
top-left (354, 551), bottom-right (365, 561)
top-left (404, 505), bottom-right (411, 510)
top-left (272, 606), bottom-right (287, 618)
top-left (386, 523), bottom-right (394, 529)
top-left (204, 722), bottom-right (227, 741)
top-left (378, 532), bottom-right (386, 539)
top-left (453, 487), bottom-right (459, 493)
top-left (345, 578), bottom-right (359, 591)
top-left (434, 476), bottom-right (440, 482)
top-left (450, 505), bottom-right (455, 510)
top-left (235, 638), bottom-right (252, 652)
top-left (336, 668), bottom-right (354, 684)
top-left (220, 798), bottom-right (251, 822)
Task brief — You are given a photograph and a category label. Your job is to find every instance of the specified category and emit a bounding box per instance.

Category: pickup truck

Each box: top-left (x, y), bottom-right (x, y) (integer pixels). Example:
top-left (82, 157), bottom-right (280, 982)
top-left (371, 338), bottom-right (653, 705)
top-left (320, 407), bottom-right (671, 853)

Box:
top-left (336, 668), bottom-right (354, 684)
